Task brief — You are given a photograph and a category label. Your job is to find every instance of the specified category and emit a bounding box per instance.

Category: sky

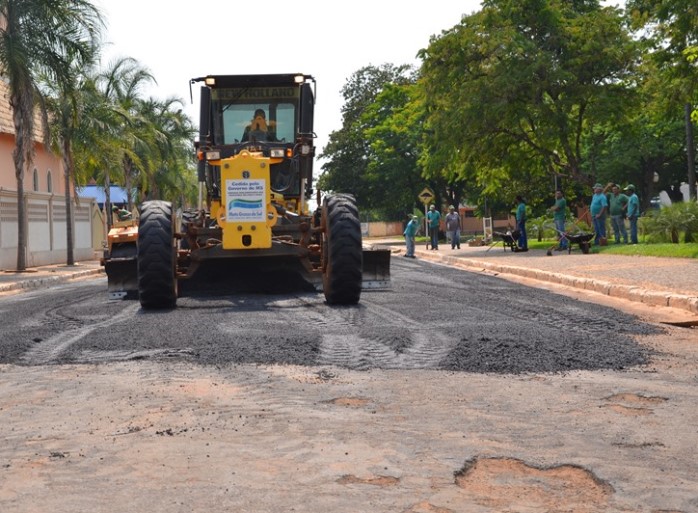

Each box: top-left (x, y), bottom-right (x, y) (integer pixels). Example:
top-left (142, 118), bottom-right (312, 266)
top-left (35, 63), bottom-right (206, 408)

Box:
top-left (94, 0), bottom-right (482, 162)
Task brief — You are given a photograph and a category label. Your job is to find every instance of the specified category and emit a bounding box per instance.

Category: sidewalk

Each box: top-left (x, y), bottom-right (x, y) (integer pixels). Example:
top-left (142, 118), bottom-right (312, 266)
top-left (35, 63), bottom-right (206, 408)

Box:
top-left (0, 260), bottom-right (104, 294)
top-left (366, 238), bottom-right (698, 315)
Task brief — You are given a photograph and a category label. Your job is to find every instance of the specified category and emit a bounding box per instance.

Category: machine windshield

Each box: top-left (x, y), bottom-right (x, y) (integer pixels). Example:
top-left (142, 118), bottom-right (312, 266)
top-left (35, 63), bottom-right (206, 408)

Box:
top-left (211, 87), bottom-right (298, 145)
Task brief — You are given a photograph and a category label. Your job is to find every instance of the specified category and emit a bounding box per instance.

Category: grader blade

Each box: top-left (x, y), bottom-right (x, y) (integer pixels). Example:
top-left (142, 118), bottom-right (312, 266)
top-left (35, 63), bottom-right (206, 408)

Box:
top-left (103, 245), bottom-right (138, 300)
top-left (361, 248), bottom-right (391, 289)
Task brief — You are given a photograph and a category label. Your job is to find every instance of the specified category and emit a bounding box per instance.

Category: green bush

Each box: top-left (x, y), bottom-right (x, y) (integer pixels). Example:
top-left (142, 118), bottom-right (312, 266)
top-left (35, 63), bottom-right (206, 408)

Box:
top-left (644, 202), bottom-right (698, 243)
top-left (528, 214), bottom-right (555, 241)
top-left (566, 217), bottom-right (592, 234)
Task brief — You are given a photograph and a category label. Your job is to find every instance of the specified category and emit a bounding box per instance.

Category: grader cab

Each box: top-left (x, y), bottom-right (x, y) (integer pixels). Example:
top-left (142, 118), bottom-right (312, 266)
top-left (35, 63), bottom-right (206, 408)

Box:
top-left (102, 73), bottom-right (390, 308)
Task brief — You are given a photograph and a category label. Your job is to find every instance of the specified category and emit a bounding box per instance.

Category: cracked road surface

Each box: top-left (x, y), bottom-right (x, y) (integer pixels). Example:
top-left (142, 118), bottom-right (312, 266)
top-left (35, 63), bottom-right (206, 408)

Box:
top-left (1, 258), bottom-right (697, 512)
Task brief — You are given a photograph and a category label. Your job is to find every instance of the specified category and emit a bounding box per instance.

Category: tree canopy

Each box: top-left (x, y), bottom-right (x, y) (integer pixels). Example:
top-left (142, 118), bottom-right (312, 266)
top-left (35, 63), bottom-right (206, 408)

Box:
top-left (318, 64), bottom-right (418, 220)
top-left (419, 0), bottom-right (637, 191)
top-left (318, 0), bottom-right (695, 220)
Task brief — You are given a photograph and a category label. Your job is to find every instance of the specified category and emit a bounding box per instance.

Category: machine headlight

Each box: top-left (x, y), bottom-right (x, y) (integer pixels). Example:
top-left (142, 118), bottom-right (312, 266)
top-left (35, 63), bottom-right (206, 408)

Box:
top-left (300, 144), bottom-right (311, 156)
top-left (270, 148), bottom-right (285, 158)
top-left (206, 150), bottom-right (220, 160)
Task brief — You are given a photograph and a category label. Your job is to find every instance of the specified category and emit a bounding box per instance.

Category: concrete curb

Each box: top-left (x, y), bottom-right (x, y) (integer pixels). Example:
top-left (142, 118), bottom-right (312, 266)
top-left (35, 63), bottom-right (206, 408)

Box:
top-left (398, 247), bottom-right (698, 315)
top-left (0, 268), bottom-right (104, 294)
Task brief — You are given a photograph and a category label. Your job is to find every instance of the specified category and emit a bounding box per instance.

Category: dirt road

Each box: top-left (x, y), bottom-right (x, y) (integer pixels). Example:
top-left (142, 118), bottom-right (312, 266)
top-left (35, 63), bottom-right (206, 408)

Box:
top-left (1, 261), bottom-right (697, 512)
top-left (2, 321), bottom-right (697, 512)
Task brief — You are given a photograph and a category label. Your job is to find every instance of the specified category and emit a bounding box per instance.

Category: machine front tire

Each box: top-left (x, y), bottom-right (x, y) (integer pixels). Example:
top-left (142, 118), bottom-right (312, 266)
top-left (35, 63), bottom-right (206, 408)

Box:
top-left (138, 200), bottom-right (177, 309)
top-left (322, 194), bottom-right (362, 305)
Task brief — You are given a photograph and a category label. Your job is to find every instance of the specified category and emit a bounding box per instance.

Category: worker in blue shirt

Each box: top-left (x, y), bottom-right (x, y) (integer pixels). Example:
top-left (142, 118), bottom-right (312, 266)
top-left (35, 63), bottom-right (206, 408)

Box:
top-left (426, 205), bottom-right (441, 250)
top-left (590, 183), bottom-right (608, 245)
top-left (403, 215), bottom-right (419, 258)
top-left (624, 184), bottom-right (640, 244)
top-left (515, 195), bottom-right (528, 252)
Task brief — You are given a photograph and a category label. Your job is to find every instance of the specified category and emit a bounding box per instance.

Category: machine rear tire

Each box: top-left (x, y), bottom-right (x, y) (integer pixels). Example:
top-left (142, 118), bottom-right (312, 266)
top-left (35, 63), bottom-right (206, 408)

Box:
top-left (322, 194), bottom-right (362, 305)
top-left (138, 200), bottom-right (177, 309)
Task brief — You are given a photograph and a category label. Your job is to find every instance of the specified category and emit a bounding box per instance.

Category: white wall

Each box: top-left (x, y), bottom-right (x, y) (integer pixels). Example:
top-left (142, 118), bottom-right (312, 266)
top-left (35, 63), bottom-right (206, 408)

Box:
top-left (0, 189), bottom-right (96, 269)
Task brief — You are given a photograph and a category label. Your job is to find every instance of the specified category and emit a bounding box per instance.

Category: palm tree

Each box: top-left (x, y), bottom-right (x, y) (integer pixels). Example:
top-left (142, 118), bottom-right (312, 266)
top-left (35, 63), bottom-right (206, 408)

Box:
top-left (95, 57), bottom-right (155, 223)
top-left (44, 60), bottom-right (101, 266)
top-left (69, 58), bottom-right (196, 231)
top-left (94, 59), bottom-right (197, 212)
top-left (70, 73), bottom-right (127, 229)
top-left (134, 96), bottom-right (196, 206)
top-left (0, 0), bottom-right (102, 270)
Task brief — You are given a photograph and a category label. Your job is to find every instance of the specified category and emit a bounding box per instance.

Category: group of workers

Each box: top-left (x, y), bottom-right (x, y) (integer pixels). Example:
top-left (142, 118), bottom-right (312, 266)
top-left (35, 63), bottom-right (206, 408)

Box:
top-left (589, 182), bottom-right (640, 246)
top-left (403, 182), bottom-right (642, 256)
top-left (402, 204), bottom-right (461, 258)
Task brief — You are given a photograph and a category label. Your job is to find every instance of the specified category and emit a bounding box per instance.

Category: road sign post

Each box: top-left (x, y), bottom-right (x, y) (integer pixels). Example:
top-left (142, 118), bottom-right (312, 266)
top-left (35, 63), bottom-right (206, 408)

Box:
top-left (418, 188), bottom-right (435, 249)
top-left (418, 188), bottom-right (434, 206)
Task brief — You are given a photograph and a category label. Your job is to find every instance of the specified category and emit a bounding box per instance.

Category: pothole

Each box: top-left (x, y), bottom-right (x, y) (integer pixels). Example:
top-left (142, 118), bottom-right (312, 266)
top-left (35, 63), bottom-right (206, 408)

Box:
top-left (402, 501), bottom-right (455, 513)
top-left (324, 397), bottom-right (370, 407)
top-left (605, 393), bottom-right (668, 405)
top-left (602, 404), bottom-right (653, 416)
top-left (454, 456), bottom-right (613, 512)
top-left (336, 474), bottom-right (399, 487)
top-left (602, 393), bottom-right (668, 416)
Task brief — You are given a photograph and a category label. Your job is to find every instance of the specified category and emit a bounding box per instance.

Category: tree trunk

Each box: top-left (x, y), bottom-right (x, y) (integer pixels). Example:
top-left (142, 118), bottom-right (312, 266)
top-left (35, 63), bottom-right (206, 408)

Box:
top-left (11, 91), bottom-right (31, 272)
top-left (640, 158), bottom-right (658, 213)
top-left (62, 138), bottom-right (75, 266)
top-left (124, 158), bottom-right (134, 212)
top-left (14, 177), bottom-right (26, 271)
top-left (105, 171), bottom-right (112, 231)
top-left (12, 135), bottom-right (27, 272)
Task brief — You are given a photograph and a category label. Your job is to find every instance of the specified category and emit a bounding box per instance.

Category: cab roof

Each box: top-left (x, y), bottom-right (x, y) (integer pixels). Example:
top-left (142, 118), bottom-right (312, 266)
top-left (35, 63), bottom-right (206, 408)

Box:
top-left (190, 74), bottom-right (314, 88)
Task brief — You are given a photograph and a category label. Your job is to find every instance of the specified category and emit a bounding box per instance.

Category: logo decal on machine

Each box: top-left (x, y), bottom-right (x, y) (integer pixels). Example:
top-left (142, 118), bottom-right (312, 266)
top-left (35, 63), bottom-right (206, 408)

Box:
top-left (226, 179), bottom-right (265, 222)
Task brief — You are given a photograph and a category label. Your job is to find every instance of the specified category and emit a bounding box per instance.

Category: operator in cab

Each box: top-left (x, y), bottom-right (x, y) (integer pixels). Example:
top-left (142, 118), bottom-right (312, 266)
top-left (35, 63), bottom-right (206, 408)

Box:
top-left (112, 205), bottom-right (132, 221)
top-left (242, 108), bottom-right (277, 142)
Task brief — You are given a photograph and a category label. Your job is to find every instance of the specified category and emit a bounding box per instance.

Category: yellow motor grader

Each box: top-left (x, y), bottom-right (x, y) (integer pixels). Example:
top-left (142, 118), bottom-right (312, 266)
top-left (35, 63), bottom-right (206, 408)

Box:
top-left (102, 73), bottom-right (390, 308)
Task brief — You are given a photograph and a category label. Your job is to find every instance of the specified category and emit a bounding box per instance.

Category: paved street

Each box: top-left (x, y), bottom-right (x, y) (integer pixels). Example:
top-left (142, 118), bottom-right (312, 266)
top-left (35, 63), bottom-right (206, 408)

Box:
top-left (0, 252), bottom-right (696, 512)
top-left (3, 241), bottom-right (698, 315)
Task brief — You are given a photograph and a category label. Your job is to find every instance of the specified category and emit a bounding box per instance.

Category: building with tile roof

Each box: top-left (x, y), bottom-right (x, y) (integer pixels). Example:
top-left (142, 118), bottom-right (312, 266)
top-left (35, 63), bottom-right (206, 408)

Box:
top-left (0, 78), bottom-right (66, 195)
top-left (0, 79), bottom-right (97, 269)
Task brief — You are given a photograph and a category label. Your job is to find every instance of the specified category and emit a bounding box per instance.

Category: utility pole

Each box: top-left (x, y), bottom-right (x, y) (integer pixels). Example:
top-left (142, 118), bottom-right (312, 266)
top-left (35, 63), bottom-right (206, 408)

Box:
top-left (686, 103), bottom-right (696, 201)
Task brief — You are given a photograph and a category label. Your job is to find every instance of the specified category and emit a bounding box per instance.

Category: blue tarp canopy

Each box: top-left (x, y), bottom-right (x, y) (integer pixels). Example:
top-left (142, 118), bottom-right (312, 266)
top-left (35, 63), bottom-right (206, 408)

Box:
top-left (77, 185), bottom-right (130, 205)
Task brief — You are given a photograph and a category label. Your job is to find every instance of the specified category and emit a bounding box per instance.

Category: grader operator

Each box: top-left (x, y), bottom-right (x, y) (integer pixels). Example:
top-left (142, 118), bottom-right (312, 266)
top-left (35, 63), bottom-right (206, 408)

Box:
top-left (102, 73), bottom-right (390, 308)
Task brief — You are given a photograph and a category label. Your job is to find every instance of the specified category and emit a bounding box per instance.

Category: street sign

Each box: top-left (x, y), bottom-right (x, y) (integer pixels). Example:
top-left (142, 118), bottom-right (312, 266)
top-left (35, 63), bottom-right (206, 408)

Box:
top-left (418, 188), bottom-right (434, 205)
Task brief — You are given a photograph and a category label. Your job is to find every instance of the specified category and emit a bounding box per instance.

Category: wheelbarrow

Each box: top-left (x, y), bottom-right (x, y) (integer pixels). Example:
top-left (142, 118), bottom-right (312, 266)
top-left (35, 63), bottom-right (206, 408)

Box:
top-left (489, 230), bottom-right (520, 252)
top-left (548, 228), bottom-right (594, 255)
top-left (565, 232), bottom-right (594, 254)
